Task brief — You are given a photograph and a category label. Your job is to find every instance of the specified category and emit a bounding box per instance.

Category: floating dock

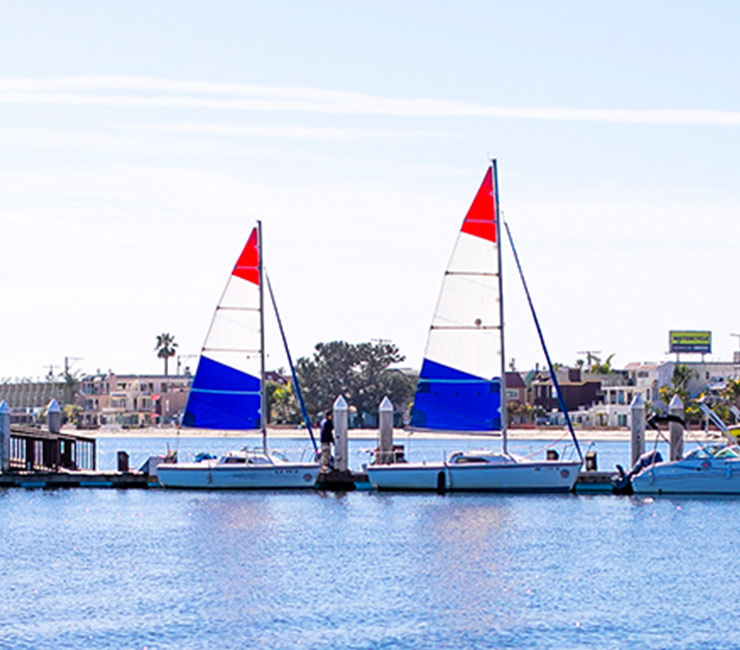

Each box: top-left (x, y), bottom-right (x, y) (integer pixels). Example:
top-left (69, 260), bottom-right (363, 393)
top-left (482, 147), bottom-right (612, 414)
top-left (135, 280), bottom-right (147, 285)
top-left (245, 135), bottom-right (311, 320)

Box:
top-left (0, 470), bottom-right (152, 489)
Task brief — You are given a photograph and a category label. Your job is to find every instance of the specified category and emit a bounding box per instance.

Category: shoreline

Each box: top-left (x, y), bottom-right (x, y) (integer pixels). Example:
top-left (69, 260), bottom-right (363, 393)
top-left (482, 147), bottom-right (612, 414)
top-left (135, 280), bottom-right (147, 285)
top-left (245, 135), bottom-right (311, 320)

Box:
top-left (79, 426), bottom-right (722, 443)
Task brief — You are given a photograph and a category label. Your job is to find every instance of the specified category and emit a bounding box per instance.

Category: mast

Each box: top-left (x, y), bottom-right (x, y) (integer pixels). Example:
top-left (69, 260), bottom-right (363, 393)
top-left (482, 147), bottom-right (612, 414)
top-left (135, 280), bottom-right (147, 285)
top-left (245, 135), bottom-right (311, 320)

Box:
top-left (493, 159), bottom-right (508, 452)
top-left (257, 220), bottom-right (267, 453)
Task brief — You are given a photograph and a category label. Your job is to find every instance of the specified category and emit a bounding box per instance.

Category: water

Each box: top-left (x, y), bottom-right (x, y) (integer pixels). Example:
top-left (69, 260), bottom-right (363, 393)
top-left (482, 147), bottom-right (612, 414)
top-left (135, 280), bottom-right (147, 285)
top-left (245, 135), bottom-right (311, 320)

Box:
top-left (2, 436), bottom-right (738, 649)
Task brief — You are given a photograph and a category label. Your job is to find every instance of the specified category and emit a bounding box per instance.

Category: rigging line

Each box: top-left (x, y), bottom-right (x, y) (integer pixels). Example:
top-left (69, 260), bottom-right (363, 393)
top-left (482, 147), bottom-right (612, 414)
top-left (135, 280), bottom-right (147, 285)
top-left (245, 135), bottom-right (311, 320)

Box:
top-left (431, 325), bottom-right (501, 331)
top-left (503, 220), bottom-right (584, 462)
top-left (444, 271), bottom-right (499, 277)
top-left (215, 306), bottom-right (260, 312)
top-left (264, 269), bottom-right (318, 454)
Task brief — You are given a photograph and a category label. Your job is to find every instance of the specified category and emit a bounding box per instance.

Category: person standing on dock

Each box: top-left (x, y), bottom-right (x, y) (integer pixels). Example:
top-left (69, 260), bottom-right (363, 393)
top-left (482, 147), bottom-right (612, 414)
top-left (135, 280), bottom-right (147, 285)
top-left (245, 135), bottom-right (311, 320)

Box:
top-left (320, 411), bottom-right (334, 470)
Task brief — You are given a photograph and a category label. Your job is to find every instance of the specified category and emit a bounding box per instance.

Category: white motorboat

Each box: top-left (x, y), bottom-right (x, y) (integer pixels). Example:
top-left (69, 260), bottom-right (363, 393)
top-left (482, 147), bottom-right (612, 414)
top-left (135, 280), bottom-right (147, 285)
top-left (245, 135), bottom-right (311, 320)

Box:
top-left (630, 404), bottom-right (740, 494)
top-left (366, 161), bottom-right (583, 492)
top-left (157, 222), bottom-right (320, 489)
top-left (631, 444), bottom-right (740, 495)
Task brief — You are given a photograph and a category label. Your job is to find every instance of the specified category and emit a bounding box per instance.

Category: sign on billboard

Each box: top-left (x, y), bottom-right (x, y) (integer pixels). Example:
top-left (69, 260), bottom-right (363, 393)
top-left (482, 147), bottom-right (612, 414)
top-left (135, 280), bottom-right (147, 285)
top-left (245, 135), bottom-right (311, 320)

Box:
top-left (669, 330), bottom-right (712, 354)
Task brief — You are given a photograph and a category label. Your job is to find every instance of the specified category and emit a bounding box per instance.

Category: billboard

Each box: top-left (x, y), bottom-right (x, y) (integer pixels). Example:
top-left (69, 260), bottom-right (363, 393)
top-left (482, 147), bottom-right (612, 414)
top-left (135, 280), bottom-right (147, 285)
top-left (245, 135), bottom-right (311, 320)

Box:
top-left (669, 330), bottom-right (712, 354)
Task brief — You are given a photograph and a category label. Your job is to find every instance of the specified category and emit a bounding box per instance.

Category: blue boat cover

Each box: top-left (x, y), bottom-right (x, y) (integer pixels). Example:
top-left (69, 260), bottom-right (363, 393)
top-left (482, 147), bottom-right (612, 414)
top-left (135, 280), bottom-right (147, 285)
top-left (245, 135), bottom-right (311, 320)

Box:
top-left (182, 356), bottom-right (261, 430)
top-left (410, 358), bottom-right (501, 432)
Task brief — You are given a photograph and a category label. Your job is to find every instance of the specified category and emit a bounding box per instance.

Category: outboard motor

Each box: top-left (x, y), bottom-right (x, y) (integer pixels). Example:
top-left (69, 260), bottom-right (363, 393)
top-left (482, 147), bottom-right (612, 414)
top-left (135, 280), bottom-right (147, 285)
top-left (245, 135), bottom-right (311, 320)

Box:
top-left (612, 449), bottom-right (664, 494)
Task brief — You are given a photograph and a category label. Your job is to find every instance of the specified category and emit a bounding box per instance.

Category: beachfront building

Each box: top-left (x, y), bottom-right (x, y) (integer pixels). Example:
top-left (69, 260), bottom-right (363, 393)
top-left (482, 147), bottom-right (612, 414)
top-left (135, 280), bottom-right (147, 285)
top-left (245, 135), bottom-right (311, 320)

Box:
top-left (79, 372), bottom-right (191, 428)
top-left (682, 360), bottom-right (740, 397)
top-left (529, 368), bottom-right (606, 415)
top-left (0, 379), bottom-right (68, 424)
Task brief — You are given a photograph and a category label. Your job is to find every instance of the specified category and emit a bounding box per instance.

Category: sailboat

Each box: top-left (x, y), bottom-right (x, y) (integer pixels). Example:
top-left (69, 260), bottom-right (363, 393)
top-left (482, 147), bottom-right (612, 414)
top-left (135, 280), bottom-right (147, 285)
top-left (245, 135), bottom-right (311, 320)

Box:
top-left (157, 222), bottom-right (321, 489)
top-left (366, 161), bottom-right (583, 492)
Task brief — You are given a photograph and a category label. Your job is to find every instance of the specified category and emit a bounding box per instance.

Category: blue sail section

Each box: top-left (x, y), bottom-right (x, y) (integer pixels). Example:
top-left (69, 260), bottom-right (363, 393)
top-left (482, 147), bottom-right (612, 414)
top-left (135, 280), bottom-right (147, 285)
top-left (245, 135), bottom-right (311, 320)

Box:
top-left (182, 356), bottom-right (261, 430)
top-left (410, 358), bottom-right (501, 431)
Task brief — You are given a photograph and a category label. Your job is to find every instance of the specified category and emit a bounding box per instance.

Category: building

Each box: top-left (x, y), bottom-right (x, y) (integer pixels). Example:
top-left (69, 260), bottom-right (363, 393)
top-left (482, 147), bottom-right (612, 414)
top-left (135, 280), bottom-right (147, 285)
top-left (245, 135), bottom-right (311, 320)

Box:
top-left (529, 368), bottom-right (605, 415)
top-left (78, 372), bottom-right (191, 428)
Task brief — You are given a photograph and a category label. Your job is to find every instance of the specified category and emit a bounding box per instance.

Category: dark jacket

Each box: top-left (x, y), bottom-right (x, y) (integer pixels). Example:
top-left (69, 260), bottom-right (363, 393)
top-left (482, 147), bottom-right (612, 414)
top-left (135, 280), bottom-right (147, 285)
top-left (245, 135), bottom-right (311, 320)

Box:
top-left (320, 417), bottom-right (334, 444)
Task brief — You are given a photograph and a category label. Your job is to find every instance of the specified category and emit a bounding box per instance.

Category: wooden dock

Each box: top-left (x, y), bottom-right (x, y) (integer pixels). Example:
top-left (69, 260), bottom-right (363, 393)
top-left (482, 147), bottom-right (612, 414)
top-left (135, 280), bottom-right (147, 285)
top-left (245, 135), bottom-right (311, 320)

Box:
top-left (574, 470), bottom-right (616, 493)
top-left (0, 470), bottom-right (152, 489)
top-left (0, 467), bottom-right (614, 492)
top-left (315, 469), bottom-right (370, 491)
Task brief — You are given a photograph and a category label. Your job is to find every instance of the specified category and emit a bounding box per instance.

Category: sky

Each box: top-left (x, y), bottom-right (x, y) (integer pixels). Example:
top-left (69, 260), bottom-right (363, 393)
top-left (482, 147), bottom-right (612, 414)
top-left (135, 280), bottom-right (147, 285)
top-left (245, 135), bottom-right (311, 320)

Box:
top-left (1, 0), bottom-right (739, 381)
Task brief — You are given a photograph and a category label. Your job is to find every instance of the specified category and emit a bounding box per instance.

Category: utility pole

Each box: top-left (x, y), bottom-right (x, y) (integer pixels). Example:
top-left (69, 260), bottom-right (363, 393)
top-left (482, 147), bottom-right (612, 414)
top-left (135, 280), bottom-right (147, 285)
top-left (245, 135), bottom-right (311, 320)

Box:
top-left (577, 350), bottom-right (601, 368)
top-left (64, 356), bottom-right (83, 376)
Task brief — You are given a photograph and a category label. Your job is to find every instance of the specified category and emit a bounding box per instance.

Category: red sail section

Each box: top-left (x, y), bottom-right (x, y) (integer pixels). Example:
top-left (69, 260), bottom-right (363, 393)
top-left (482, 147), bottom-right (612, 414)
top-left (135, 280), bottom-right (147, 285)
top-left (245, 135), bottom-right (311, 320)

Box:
top-left (232, 227), bottom-right (260, 285)
top-left (460, 167), bottom-right (496, 243)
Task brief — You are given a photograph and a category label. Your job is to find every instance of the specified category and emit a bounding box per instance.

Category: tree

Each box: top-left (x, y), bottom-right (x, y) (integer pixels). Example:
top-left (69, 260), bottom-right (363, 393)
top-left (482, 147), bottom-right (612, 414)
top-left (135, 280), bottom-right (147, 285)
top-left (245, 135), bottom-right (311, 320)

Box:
top-left (59, 369), bottom-right (81, 405)
top-left (296, 340), bottom-right (417, 426)
top-left (659, 364), bottom-right (700, 424)
top-left (155, 333), bottom-right (178, 376)
top-left (590, 353), bottom-right (615, 374)
top-left (722, 378), bottom-right (740, 407)
top-left (271, 383), bottom-right (302, 425)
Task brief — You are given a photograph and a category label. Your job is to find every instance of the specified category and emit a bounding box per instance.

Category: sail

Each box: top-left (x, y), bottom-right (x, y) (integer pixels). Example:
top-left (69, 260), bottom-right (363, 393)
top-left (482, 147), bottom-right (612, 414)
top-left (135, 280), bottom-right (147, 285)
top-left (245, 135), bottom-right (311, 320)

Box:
top-left (410, 167), bottom-right (503, 432)
top-left (182, 228), bottom-right (262, 429)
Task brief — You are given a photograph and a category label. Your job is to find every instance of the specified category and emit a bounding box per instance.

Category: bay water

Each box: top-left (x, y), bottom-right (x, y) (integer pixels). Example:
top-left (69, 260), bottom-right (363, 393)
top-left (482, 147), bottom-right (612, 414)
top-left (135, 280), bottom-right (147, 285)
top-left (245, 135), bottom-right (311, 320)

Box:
top-left (1, 435), bottom-right (738, 649)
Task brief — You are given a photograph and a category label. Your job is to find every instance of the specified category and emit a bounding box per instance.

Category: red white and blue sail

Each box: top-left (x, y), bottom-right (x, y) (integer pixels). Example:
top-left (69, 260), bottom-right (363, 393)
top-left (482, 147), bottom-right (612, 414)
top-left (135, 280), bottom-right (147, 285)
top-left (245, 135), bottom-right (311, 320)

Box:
top-left (410, 167), bottom-right (503, 432)
top-left (182, 228), bottom-right (262, 430)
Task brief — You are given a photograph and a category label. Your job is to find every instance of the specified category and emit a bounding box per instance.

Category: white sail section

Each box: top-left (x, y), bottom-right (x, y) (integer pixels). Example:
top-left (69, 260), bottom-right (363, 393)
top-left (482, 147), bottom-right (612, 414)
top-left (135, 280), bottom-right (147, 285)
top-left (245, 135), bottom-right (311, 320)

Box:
top-left (424, 230), bottom-right (501, 380)
top-left (202, 273), bottom-right (262, 378)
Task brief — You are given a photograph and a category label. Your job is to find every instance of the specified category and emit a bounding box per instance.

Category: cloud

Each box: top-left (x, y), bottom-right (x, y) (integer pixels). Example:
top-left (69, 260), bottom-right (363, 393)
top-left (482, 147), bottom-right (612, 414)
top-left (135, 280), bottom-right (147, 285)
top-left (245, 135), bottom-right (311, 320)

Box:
top-left (0, 75), bottom-right (739, 125)
top-left (124, 122), bottom-right (426, 139)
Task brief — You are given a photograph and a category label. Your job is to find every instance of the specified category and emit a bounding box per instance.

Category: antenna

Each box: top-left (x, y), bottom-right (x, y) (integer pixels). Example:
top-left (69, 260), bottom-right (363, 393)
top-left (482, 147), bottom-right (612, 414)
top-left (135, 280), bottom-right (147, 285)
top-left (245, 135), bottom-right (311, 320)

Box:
top-left (176, 354), bottom-right (198, 375)
top-left (64, 356), bottom-right (83, 375)
top-left (44, 364), bottom-right (61, 380)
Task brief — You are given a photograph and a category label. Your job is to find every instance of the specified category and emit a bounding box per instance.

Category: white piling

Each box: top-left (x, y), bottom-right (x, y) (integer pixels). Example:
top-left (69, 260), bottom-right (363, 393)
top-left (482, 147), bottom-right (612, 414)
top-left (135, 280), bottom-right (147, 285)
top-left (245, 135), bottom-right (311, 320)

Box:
top-left (47, 399), bottom-right (62, 434)
top-left (630, 394), bottom-right (645, 468)
top-left (669, 394), bottom-right (684, 461)
top-left (0, 401), bottom-right (10, 473)
top-left (378, 396), bottom-right (394, 464)
top-left (333, 395), bottom-right (348, 472)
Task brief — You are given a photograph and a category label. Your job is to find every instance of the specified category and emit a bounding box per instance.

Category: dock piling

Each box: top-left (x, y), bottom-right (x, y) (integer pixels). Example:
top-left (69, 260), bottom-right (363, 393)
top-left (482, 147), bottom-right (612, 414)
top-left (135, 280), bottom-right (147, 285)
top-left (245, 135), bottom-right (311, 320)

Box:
top-left (0, 401), bottom-right (10, 473)
top-left (47, 399), bottom-right (62, 435)
top-left (333, 395), bottom-right (348, 472)
top-left (669, 394), bottom-right (684, 461)
top-left (378, 396), bottom-right (394, 464)
top-left (630, 394), bottom-right (645, 468)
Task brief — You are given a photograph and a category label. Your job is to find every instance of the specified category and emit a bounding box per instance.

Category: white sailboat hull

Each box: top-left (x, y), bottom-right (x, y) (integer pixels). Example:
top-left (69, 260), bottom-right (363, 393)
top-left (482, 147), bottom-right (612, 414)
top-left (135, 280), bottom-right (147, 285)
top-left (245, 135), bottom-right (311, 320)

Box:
top-left (157, 459), bottom-right (320, 489)
top-left (367, 458), bottom-right (582, 492)
top-left (632, 458), bottom-right (740, 494)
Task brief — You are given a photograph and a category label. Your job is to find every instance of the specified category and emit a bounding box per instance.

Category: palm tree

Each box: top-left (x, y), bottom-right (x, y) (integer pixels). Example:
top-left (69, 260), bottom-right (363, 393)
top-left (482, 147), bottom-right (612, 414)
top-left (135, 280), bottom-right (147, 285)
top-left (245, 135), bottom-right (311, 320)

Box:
top-left (155, 333), bottom-right (178, 376)
top-left (60, 370), bottom-right (81, 405)
top-left (590, 353), bottom-right (615, 374)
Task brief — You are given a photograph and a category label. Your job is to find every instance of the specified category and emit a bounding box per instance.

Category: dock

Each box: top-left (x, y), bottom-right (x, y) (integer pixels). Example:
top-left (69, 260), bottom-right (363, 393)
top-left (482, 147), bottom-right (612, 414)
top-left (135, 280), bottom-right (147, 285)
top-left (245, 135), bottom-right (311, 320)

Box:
top-left (574, 470), bottom-right (616, 493)
top-left (0, 470), bottom-right (152, 489)
top-left (315, 469), bottom-right (370, 491)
